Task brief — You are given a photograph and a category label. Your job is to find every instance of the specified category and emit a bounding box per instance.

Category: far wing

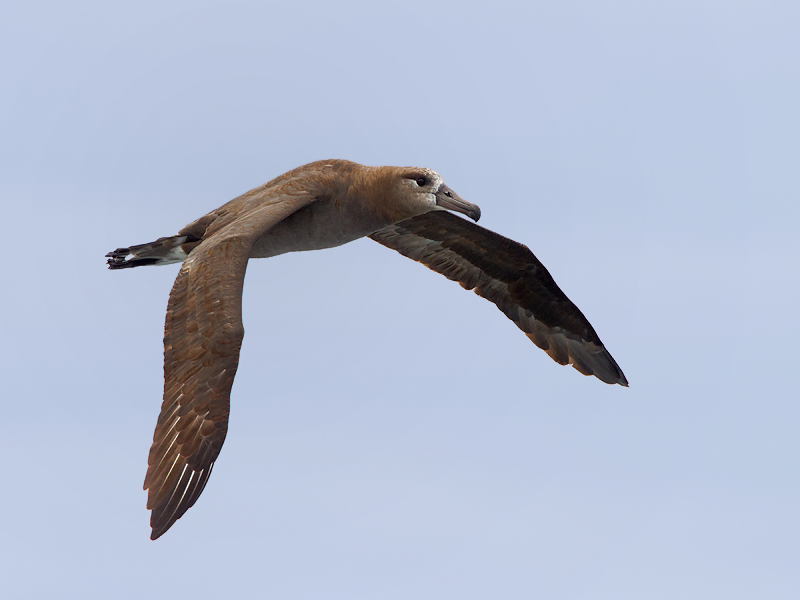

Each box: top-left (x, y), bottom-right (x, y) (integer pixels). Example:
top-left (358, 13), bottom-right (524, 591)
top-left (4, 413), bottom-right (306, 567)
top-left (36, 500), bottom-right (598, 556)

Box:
top-left (144, 195), bottom-right (317, 540)
top-left (369, 211), bottom-right (627, 386)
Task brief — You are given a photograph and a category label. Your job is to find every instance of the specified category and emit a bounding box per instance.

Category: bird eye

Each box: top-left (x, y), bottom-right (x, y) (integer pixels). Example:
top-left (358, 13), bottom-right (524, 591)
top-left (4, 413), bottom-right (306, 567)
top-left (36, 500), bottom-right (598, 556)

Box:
top-left (416, 176), bottom-right (427, 186)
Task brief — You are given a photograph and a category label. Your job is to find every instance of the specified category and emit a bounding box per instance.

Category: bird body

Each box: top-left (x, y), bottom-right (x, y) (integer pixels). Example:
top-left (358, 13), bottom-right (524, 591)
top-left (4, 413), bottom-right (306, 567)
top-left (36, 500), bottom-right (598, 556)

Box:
top-left (107, 159), bottom-right (626, 540)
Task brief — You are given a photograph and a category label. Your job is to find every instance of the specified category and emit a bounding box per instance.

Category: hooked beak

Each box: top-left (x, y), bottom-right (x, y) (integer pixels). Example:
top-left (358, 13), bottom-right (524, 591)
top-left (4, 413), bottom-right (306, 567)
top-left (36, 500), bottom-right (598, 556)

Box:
top-left (435, 184), bottom-right (481, 222)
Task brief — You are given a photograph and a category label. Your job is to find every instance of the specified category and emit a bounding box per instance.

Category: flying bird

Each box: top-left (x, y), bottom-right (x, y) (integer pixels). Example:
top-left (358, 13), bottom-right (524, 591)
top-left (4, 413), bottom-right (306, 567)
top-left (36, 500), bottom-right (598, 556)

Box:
top-left (106, 159), bottom-right (627, 540)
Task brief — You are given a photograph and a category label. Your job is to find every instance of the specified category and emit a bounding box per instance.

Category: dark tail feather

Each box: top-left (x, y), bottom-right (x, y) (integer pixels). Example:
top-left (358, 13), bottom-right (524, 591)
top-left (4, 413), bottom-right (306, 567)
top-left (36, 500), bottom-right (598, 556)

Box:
top-left (106, 234), bottom-right (201, 270)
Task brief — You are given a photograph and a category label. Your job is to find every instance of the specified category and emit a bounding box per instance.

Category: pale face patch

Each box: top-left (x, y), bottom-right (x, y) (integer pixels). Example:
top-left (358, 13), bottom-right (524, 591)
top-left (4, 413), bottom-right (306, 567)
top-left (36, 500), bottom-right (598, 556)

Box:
top-left (398, 168), bottom-right (444, 211)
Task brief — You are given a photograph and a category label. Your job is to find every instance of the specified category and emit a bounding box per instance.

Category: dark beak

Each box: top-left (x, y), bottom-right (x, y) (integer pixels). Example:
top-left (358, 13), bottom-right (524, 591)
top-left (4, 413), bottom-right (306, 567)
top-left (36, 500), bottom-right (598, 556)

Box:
top-left (435, 184), bottom-right (481, 222)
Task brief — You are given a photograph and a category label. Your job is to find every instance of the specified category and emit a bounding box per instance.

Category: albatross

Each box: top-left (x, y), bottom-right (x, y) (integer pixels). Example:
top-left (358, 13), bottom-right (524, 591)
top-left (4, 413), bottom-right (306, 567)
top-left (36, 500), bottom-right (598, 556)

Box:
top-left (106, 159), bottom-right (627, 539)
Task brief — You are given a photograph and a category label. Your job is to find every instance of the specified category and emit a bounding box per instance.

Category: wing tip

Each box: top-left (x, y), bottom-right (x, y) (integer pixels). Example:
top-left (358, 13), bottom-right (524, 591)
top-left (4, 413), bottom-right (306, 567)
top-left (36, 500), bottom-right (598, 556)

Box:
top-left (605, 372), bottom-right (629, 387)
top-left (580, 365), bottom-right (628, 387)
top-left (587, 351), bottom-right (628, 387)
top-left (145, 463), bottom-right (215, 540)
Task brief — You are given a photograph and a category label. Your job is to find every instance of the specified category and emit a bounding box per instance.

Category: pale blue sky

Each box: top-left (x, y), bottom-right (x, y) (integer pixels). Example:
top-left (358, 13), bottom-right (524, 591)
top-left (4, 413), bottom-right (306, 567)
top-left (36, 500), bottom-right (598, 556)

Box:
top-left (2, 1), bottom-right (799, 598)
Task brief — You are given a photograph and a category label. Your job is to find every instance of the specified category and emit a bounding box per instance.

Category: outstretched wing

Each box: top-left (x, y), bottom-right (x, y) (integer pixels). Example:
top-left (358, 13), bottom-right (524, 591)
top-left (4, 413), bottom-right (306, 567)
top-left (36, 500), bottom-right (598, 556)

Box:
top-left (369, 211), bottom-right (627, 386)
top-left (143, 195), bottom-right (318, 540)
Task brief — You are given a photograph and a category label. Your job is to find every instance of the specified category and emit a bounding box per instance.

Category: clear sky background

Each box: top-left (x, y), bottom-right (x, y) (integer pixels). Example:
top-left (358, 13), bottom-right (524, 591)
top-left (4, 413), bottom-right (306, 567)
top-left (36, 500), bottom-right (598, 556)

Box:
top-left (2, 1), bottom-right (798, 598)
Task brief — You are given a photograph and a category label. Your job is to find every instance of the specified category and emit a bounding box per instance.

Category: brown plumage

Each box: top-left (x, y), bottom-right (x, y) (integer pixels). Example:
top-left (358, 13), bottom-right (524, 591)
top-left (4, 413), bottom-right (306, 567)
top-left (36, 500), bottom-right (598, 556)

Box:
top-left (106, 159), bottom-right (627, 540)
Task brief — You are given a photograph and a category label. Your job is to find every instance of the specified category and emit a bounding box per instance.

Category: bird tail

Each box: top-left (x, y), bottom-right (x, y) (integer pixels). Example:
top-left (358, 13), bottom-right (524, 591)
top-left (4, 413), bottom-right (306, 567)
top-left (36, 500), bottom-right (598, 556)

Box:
top-left (106, 234), bottom-right (202, 270)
